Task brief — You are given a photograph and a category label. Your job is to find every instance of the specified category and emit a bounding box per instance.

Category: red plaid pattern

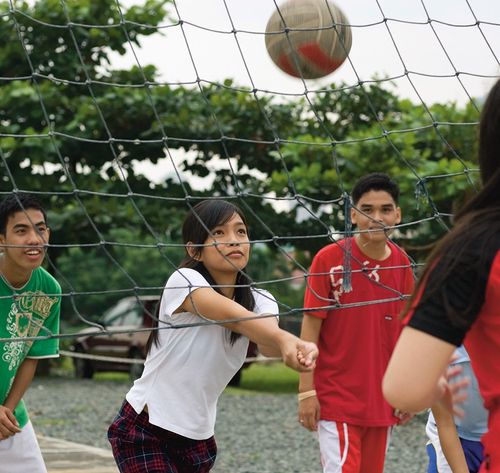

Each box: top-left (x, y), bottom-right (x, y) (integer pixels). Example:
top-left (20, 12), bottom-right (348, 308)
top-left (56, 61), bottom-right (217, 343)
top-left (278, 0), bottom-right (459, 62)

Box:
top-left (108, 400), bottom-right (217, 473)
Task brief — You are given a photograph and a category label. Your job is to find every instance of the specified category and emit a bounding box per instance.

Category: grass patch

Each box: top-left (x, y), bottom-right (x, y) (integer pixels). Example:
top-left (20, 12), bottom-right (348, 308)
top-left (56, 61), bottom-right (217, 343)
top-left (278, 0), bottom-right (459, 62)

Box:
top-left (93, 372), bottom-right (131, 382)
top-left (226, 362), bottom-right (299, 395)
top-left (55, 360), bottom-right (299, 394)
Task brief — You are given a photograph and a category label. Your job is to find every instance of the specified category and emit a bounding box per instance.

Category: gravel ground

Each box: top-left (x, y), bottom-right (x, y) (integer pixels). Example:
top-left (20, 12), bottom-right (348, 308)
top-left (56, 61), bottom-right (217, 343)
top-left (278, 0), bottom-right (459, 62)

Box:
top-left (25, 376), bottom-right (429, 473)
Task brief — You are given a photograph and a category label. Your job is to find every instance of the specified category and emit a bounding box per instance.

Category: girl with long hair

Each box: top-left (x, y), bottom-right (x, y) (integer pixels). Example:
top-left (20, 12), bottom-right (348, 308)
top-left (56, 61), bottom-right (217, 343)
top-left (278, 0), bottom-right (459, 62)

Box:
top-left (383, 78), bottom-right (500, 472)
top-left (108, 199), bottom-right (318, 473)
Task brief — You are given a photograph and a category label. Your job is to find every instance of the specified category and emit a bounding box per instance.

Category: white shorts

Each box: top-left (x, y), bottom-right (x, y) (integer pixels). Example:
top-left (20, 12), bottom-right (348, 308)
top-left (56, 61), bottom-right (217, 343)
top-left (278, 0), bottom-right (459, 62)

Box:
top-left (318, 420), bottom-right (391, 473)
top-left (0, 421), bottom-right (47, 473)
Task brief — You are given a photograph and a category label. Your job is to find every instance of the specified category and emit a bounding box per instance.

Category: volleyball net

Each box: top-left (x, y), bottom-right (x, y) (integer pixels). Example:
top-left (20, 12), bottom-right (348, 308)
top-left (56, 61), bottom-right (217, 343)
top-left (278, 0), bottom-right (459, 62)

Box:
top-left (0, 0), bottom-right (498, 370)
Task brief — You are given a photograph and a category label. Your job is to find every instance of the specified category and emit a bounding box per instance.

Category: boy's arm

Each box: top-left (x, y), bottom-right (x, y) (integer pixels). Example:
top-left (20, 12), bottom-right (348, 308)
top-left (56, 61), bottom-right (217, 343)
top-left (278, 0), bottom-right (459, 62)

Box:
top-left (431, 400), bottom-right (469, 473)
top-left (0, 358), bottom-right (38, 439)
top-left (298, 314), bottom-right (323, 431)
top-left (4, 358), bottom-right (38, 411)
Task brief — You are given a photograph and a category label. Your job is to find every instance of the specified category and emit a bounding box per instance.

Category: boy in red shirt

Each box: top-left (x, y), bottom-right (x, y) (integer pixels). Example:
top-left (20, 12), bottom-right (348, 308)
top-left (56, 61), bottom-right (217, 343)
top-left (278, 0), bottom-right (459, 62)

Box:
top-left (298, 173), bottom-right (414, 473)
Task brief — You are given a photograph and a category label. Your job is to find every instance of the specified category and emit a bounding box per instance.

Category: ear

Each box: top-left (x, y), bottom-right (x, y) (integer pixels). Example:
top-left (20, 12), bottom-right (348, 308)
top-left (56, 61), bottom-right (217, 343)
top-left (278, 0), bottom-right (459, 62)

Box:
top-left (350, 207), bottom-right (358, 226)
top-left (186, 242), bottom-right (199, 260)
top-left (395, 207), bottom-right (401, 225)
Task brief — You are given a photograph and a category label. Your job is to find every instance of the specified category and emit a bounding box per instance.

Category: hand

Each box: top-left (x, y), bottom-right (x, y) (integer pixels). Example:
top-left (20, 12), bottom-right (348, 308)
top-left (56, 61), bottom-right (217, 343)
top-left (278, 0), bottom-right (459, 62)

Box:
top-left (296, 340), bottom-right (319, 370)
top-left (279, 334), bottom-right (318, 372)
top-left (437, 364), bottom-right (470, 418)
top-left (394, 409), bottom-right (414, 426)
top-left (298, 395), bottom-right (320, 431)
top-left (0, 406), bottom-right (21, 440)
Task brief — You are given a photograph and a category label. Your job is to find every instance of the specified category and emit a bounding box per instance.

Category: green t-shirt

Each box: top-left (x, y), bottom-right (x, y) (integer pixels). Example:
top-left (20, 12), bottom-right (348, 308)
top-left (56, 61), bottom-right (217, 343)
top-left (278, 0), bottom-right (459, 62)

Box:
top-left (0, 267), bottom-right (61, 427)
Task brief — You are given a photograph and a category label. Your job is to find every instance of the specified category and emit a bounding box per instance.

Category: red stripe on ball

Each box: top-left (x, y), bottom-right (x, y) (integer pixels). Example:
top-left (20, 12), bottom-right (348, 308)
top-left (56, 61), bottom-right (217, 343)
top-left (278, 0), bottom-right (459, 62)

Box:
top-left (278, 53), bottom-right (300, 77)
top-left (298, 43), bottom-right (344, 74)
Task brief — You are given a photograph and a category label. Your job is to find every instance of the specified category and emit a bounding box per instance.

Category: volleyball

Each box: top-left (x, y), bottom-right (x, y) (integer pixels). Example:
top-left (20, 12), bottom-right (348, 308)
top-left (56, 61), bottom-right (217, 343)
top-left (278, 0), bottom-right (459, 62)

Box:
top-left (265, 0), bottom-right (352, 79)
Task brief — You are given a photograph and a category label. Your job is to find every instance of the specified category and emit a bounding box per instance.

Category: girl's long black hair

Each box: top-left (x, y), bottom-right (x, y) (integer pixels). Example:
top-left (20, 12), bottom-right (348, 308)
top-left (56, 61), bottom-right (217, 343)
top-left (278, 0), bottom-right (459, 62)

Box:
top-left (402, 78), bottom-right (500, 326)
top-left (147, 199), bottom-right (255, 352)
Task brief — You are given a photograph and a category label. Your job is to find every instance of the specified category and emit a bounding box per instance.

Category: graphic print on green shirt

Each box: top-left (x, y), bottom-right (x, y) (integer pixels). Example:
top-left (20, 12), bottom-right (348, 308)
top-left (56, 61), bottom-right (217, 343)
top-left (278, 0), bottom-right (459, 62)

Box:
top-left (0, 267), bottom-right (61, 428)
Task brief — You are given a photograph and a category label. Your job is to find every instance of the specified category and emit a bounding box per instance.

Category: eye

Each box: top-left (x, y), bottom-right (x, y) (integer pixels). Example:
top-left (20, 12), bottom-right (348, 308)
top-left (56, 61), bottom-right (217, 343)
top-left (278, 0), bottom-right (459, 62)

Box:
top-left (237, 228), bottom-right (247, 235)
top-left (212, 230), bottom-right (223, 236)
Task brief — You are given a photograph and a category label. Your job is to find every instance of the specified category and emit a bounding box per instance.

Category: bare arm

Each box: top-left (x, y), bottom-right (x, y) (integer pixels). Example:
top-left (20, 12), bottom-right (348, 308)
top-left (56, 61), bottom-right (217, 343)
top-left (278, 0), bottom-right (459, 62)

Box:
top-left (181, 287), bottom-right (318, 371)
top-left (0, 358), bottom-right (38, 439)
top-left (254, 315), bottom-right (282, 357)
top-left (298, 314), bottom-right (323, 431)
top-left (431, 400), bottom-right (469, 473)
top-left (383, 327), bottom-right (456, 413)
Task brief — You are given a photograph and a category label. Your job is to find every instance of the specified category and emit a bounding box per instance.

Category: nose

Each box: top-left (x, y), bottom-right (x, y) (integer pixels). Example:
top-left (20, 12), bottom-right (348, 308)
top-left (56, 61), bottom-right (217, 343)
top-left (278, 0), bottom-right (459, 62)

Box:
top-left (224, 230), bottom-right (242, 246)
top-left (227, 236), bottom-right (240, 246)
top-left (27, 228), bottom-right (44, 245)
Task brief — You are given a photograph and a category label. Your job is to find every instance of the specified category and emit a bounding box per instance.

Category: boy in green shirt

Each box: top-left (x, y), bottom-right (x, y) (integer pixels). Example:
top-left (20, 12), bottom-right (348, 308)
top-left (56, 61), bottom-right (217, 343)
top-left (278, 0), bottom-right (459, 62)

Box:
top-left (0, 193), bottom-right (61, 472)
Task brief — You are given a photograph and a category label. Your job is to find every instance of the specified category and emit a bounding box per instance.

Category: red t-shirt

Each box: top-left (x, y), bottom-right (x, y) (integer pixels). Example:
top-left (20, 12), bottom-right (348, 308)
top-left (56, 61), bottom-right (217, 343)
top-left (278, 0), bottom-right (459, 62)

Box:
top-left (304, 237), bottom-right (414, 426)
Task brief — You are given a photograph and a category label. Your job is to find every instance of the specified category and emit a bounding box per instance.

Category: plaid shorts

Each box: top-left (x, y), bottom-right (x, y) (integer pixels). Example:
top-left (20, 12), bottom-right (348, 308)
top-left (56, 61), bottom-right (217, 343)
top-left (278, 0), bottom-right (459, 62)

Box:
top-left (108, 400), bottom-right (217, 473)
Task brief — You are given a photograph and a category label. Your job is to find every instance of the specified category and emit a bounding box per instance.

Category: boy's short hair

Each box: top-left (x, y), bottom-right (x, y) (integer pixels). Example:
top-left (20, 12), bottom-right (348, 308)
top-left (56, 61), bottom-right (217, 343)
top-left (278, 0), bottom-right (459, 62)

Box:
top-left (0, 193), bottom-right (47, 235)
top-left (351, 173), bottom-right (400, 205)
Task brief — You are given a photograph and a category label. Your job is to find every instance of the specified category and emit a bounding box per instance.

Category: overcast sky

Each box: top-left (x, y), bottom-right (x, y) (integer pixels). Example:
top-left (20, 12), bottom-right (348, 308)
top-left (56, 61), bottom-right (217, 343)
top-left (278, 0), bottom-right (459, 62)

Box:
top-left (112, 0), bottom-right (500, 105)
top-left (110, 0), bottom-right (500, 186)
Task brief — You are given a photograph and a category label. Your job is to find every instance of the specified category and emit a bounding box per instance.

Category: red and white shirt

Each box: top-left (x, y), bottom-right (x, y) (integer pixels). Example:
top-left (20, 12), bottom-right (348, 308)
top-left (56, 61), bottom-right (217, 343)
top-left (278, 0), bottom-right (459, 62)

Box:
top-left (304, 237), bottom-right (414, 426)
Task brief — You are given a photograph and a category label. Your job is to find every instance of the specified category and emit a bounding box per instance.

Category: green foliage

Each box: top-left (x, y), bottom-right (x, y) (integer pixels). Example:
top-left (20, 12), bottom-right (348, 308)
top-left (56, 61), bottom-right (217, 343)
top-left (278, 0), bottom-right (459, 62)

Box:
top-left (226, 362), bottom-right (299, 395)
top-left (59, 361), bottom-right (300, 394)
top-left (249, 244), bottom-right (305, 316)
top-left (56, 227), bottom-right (184, 324)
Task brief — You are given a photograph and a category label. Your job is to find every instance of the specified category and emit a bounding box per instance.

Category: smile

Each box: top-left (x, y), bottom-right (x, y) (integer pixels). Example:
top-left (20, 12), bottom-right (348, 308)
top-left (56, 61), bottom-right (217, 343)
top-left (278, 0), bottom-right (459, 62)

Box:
top-left (25, 248), bottom-right (43, 256)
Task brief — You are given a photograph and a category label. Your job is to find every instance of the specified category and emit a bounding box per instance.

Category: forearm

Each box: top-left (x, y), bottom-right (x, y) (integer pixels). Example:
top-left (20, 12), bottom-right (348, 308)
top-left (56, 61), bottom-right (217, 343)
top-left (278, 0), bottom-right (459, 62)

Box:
top-left (4, 358), bottom-right (38, 410)
top-left (432, 404), bottom-right (469, 473)
top-left (438, 428), bottom-right (469, 473)
top-left (258, 342), bottom-right (282, 358)
top-left (298, 314), bottom-right (321, 392)
top-left (230, 316), bottom-right (296, 352)
top-left (299, 372), bottom-right (315, 391)
top-left (185, 287), bottom-right (290, 348)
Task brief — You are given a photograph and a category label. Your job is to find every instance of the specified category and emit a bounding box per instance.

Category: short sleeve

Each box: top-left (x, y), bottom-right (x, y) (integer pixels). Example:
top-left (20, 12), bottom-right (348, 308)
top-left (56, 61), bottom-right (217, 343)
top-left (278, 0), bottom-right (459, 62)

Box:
top-left (160, 268), bottom-right (211, 319)
top-left (252, 289), bottom-right (279, 316)
top-left (407, 251), bottom-right (489, 346)
top-left (303, 246), bottom-right (339, 319)
top-left (27, 289), bottom-right (61, 359)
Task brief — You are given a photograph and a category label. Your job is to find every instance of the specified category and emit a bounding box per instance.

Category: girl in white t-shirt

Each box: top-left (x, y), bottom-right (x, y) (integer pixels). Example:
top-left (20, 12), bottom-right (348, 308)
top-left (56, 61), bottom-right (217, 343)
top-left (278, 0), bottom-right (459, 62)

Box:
top-left (108, 199), bottom-right (318, 473)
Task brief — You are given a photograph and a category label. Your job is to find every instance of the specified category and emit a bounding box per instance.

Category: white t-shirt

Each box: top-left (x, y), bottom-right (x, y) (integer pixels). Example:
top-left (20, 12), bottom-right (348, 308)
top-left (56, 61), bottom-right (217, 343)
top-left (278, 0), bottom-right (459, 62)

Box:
top-left (126, 268), bottom-right (279, 440)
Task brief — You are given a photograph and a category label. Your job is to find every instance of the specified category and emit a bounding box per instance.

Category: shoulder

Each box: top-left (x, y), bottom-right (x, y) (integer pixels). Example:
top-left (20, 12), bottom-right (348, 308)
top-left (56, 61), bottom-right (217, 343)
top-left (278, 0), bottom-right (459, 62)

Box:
top-left (165, 268), bottom-right (211, 289)
top-left (451, 225), bottom-right (500, 260)
top-left (34, 267), bottom-right (62, 294)
top-left (251, 288), bottom-right (278, 314)
top-left (388, 241), bottom-right (411, 263)
top-left (312, 240), bottom-right (346, 263)
top-left (251, 288), bottom-right (276, 305)
top-left (435, 235), bottom-right (499, 279)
